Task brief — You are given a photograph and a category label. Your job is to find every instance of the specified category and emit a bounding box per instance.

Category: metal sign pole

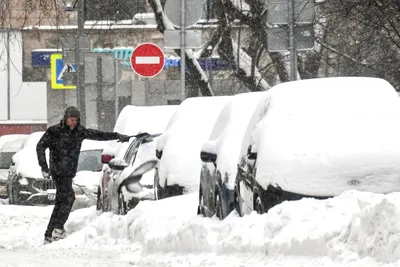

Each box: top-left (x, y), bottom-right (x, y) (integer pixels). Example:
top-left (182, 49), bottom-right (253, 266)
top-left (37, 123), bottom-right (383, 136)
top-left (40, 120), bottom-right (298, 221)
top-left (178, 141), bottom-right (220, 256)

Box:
top-left (180, 0), bottom-right (186, 101)
top-left (288, 0), bottom-right (297, 81)
top-left (76, 0), bottom-right (86, 125)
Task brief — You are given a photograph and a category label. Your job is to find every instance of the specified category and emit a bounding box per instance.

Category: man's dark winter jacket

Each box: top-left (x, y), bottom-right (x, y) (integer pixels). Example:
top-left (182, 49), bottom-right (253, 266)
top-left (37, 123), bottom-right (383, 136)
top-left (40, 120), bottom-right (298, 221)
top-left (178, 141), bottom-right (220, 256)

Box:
top-left (36, 120), bottom-right (119, 178)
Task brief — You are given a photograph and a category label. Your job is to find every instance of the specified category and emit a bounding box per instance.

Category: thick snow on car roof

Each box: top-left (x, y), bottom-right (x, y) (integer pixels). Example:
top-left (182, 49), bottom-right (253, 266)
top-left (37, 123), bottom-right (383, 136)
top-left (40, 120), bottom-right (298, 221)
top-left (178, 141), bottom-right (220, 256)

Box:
top-left (201, 91), bottom-right (268, 190)
top-left (13, 131), bottom-right (46, 178)
top-left (252, 77), bottom-right (400, 196)
top-left (156, 96), bottom-right (231, 192)
top-left (0, 134), bottom-right (28, 150)
top-left (103, 105), bottom-right (178, 158)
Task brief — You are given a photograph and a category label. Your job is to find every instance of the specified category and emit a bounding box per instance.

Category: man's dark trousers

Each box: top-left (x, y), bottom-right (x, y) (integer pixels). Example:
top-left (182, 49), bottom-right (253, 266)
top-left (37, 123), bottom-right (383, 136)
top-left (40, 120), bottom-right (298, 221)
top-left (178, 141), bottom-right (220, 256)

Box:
top-left (45, 176), bottom-right (75, 237)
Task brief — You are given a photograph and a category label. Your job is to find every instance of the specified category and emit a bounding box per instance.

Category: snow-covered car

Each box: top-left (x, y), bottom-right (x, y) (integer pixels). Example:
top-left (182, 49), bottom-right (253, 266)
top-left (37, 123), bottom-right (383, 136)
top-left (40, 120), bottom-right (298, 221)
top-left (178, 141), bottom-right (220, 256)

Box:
top-left (234, 77), bottom-right (400, 216)
top-left (7, 132), bottom-right (105, 206)
top-left (0, 135), bottom-right (28, 197)
top-left (198, 92), bottom-right (267, 219)
top-left (154, 96), bottom-right (231, 200)
top-left (98, 133), bottom-right (160, 215)
top-left (7, 131), bottom-right (49, 205)
top-left (98, 105), bottom-right (178, 213)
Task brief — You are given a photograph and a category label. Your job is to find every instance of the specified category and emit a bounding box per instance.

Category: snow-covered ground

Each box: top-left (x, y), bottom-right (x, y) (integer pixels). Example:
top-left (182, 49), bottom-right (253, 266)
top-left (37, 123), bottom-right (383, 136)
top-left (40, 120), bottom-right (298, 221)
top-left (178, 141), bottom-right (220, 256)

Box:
top-left (1, 191), bottom-right (400, 266)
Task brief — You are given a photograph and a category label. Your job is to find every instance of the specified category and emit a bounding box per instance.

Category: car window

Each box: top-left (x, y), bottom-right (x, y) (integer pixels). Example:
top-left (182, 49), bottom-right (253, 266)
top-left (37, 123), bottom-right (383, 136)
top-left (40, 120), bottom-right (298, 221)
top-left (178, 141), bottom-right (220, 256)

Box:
top-left (77, 149), bottom-right (103, 172)
top-left (0, 152), bottom-right (14, 169)
top-left (123, 139), bottom-right (140, 163)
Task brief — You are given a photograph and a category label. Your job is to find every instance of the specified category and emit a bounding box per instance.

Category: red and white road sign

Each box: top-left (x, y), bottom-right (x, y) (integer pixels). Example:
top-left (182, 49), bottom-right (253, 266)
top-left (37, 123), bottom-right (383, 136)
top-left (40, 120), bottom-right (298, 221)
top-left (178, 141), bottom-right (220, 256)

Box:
top-left (130, 43), bottom-right (165, 78)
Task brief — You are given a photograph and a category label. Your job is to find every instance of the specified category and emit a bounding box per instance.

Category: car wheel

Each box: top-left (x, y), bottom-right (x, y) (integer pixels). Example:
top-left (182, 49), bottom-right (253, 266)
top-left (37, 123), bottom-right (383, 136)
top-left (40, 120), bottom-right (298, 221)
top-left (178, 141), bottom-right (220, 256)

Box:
top-left (154, 170), bottom-right (162, 200)
top-left (96, 186), bottom-right (102, 211)
top-left (102, 193), bottom-right (110, 212)
top-left (118, 191), bottom-right (127, 215)
top-left (234, 184), bottom-right (243, 217)
top-left (10, 180), bottom-right (20, 205)
top-left (7, 179), bottom-right (13, 205)
top-left (215, 190), bottom-right (224, 220)
top-left (197, 188), bottom-right (205, 216)
top-left (255, 195), bottom-right (265, 215)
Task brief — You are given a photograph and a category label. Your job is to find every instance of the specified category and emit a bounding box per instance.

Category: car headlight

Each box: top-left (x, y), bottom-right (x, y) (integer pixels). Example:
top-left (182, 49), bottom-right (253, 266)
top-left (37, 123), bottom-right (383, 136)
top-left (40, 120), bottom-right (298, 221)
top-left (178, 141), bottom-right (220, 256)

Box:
top-left (19, 177), bottom-right (29, 185)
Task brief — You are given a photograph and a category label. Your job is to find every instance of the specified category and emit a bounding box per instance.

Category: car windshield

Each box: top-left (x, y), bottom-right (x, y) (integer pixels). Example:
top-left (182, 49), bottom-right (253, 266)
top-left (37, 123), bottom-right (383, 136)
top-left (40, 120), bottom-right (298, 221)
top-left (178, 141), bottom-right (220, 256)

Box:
top-left (77, 149), bottom-right (103, 172)
top-left (0, 152), bottom-right (14, 169)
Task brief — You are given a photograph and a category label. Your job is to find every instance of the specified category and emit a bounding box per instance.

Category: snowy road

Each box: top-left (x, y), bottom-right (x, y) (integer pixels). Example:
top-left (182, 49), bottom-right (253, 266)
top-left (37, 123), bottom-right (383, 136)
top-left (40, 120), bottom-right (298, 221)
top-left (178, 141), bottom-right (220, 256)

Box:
top-left (1, 191), bottom-right (400, 266)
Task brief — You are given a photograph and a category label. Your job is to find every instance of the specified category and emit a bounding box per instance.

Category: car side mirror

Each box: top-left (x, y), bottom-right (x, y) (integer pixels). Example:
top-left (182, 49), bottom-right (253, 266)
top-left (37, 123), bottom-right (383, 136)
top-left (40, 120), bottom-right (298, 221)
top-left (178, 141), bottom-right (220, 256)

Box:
top-left (119, 159), bottom-right (159, 193)
top-left (200, 151), bottom-right (217, 163)
top-left (101, 154), bottom-right (114, 164)
top-left (156, 149), bottom-right (163, 160)
top-left (108, 158), bottom-right (128, 171)
top-left (247, 145), bottom-right (257, 160)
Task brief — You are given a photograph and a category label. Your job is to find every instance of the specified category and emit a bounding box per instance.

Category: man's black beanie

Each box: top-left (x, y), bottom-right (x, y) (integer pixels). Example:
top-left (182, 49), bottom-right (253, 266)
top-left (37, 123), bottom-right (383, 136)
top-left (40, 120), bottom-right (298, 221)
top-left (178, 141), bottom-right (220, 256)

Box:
top-left (64, 106), bottom-right (81, 119)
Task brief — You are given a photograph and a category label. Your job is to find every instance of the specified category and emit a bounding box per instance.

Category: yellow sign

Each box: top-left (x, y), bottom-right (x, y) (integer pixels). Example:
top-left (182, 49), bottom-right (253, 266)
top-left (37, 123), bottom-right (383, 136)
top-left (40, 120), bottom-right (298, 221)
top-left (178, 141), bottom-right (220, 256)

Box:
top-left (50, 54), bottom-right (76, 89)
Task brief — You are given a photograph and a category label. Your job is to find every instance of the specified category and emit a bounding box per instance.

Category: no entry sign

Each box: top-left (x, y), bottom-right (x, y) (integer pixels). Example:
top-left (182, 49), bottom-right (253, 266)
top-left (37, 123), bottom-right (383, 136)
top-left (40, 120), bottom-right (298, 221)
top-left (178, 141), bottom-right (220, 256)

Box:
top-left (130, 43), bottom-right (165, 78)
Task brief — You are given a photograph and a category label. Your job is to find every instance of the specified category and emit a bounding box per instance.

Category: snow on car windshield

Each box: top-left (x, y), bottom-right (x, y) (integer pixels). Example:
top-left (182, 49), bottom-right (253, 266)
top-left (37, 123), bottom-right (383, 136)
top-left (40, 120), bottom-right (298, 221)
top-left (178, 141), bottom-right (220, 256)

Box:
top-left (76, 150), bottom-right (103, 172)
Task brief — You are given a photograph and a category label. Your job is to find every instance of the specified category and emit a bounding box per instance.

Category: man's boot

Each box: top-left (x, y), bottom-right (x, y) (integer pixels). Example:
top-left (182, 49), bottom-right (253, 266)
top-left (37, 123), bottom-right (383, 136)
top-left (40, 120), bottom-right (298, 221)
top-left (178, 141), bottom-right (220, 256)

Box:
top-left (52, 228), bottom-right (67, 240)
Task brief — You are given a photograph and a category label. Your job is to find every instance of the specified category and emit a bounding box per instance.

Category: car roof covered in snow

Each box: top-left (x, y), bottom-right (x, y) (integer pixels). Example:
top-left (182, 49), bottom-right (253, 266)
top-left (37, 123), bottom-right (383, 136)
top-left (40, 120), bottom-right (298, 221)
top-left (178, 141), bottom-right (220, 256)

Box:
top-left (0, 134), bottom-right (28, 150)
top-left (201, 91), bottom-right (268, 189)
top-left (156, 96), bottom-right (231, 192)
top-left (242, 77), bottom-right (400, 196)
top-left (103, 105), bottom-right (179, 159)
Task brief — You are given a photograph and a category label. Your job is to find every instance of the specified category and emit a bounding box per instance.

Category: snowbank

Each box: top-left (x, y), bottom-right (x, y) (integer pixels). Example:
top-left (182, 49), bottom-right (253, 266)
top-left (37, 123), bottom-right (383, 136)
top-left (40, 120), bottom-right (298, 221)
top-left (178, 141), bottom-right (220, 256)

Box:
top-left (252, 77), bottom-right (400, 196)
top-left (156, 96), bottom-right (231, 192)
top-left (201, 92), bottom-right (267, 189)
top-left (3, 191), bottom-right (400, 265)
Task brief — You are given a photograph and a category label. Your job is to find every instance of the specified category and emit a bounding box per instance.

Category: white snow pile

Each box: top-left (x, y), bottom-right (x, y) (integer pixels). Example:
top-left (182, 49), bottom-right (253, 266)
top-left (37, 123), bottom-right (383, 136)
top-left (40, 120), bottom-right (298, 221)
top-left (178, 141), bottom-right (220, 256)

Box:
top-left (156, 96), bottom-right (231, 192)
top-left (201, 91), bottom-right (267, 190)
top-left (102, 105), bottom-right (178, 158)
top-left (252, 77), bottom-right (400, 196)
top-left (3, 191), bottom-right (400, 266)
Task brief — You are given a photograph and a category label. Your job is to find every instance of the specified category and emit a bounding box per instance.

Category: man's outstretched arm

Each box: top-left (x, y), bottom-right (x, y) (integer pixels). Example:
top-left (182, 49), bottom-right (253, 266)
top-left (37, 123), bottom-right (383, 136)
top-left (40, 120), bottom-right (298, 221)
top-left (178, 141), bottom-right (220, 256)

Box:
top-left (83, 128), bottom-right (130, 142)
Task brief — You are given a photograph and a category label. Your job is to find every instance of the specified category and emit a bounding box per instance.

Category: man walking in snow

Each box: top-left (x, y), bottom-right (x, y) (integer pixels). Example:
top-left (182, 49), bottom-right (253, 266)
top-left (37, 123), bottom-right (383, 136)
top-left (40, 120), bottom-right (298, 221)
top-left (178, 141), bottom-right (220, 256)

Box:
top-left (36, 106), bottom-right (130, 244)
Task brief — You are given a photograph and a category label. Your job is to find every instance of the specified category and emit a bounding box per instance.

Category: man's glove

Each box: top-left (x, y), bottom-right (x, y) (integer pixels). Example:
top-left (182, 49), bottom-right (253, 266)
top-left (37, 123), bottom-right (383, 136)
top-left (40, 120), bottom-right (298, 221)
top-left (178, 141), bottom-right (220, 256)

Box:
top-left (117, 134), bottom-right (131, 143)
top-left (42, 169), bottom-right (50, 179)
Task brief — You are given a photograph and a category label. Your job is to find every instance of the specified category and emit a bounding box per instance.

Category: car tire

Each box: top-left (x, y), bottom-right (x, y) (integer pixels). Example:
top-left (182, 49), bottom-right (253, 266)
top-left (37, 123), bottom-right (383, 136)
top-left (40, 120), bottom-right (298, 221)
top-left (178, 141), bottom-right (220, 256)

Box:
top-left (7, 179), bottom-right (13, 205)
top-left (154, 170), bottom-right (162, 200)
top-left (255, 195), bottom-right (265, 215)
top-left (118, 191), bottom-right (127, 215)
top-left (102, 193), bottom-right (110, 212)
top-left (234, 184), bottom-right (242, 217)
top-left (215, 189), bottom-right (223, 220)
top-left (96, 186), bottom-right (102, 211)
top-left (197, 188), bottom-right (205, 216)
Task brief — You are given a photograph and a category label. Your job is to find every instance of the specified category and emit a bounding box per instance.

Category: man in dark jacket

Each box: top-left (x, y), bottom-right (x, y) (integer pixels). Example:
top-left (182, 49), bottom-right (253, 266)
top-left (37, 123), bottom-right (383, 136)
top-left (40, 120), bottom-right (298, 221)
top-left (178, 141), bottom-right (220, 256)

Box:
top-left (36, 106), bottom-right (130, 244)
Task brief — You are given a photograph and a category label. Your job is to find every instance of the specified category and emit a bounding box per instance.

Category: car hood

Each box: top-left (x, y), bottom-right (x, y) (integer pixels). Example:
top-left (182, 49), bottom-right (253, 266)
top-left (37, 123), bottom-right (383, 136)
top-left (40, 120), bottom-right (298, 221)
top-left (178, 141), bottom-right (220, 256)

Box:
top-left (73, 171), bottom-right (102, 187)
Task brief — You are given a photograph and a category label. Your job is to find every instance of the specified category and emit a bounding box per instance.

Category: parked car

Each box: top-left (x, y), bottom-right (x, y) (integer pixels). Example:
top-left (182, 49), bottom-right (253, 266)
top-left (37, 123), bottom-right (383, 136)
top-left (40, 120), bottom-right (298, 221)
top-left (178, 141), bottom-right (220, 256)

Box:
top-left (198, 92), bottom-right (267, 219)
top-left (154, 96), bottom-right (231, 200)
top-left (98, 133), bottom-right (160, 215)
top-left (7, 132), bottom-right (49, 205)
top-left (0, 135), bottom-right (28, 197)
top-left (7, 132), bottom-right (105, 206)
top-left (98, 105), bottom-right (178, 213)
top-left (234, 77), bottom-right (400, 216)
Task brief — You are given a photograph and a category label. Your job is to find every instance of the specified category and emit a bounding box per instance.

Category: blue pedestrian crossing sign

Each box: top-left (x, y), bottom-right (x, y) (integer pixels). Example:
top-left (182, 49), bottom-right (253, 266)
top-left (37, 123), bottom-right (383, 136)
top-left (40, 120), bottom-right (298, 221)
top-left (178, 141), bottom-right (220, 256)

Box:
top-left (51, 54), bottom-right (77, 89)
